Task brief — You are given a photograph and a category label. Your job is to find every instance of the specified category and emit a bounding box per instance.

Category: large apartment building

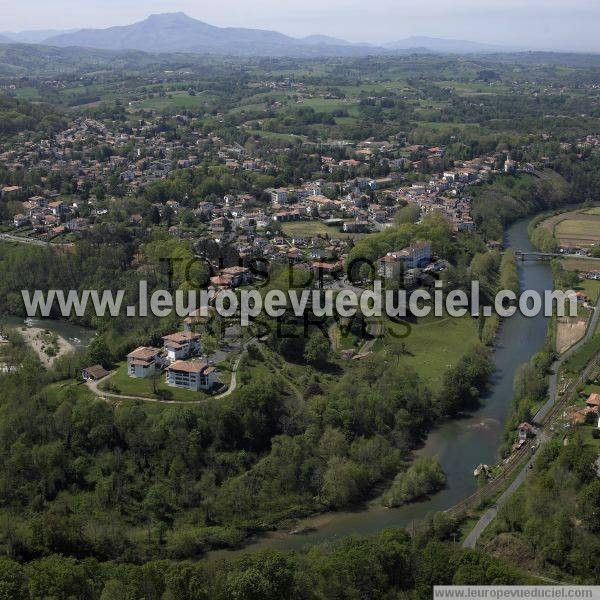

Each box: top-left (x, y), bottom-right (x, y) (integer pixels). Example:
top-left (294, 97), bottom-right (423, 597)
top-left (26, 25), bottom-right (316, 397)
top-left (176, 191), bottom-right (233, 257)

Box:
top-left (166, 360), bottom-right (217, 391)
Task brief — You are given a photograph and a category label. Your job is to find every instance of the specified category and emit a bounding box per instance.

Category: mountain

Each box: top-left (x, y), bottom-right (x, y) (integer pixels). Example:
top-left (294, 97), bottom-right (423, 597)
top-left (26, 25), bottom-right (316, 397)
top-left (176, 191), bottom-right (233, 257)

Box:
top-left (1, 29), bottom-right (76, 43)
top-left (385, 36), bottom-right (517, 53)
top-left (3, 15), bottom-right (525, 57)
top-left (301, 34), bottom-right (352, 47)
top-left (43, 12), bottom-right (380, 57)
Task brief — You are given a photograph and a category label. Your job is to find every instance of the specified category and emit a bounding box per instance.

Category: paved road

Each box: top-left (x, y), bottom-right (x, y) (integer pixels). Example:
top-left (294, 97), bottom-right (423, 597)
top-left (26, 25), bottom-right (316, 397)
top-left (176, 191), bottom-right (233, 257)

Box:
top-left (463, 298), bottom-right (600, 548)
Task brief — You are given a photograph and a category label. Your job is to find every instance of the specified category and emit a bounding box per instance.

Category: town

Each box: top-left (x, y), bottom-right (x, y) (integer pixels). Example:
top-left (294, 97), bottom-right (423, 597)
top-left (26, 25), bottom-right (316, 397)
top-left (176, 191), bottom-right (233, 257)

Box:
top-left (0, 42), bottom-right (599, 595)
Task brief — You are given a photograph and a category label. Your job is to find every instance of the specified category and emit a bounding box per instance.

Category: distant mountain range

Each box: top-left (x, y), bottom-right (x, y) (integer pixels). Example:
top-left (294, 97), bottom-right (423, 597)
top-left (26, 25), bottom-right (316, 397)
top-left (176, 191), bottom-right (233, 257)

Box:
top-left (0, 29), bottom-right (77, 44)
top-left (385, 36), bottom-right (520, 53)
top-left (38, 13), bottom-right (376, 57)
top-left (1, 12), bottom-right (520, 57)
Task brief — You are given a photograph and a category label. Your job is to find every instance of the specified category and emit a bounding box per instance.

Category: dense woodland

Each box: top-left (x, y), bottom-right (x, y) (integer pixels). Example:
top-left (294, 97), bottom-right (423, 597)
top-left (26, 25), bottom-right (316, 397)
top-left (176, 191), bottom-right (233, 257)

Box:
top-left (484, 432), bottom-right (600, 583)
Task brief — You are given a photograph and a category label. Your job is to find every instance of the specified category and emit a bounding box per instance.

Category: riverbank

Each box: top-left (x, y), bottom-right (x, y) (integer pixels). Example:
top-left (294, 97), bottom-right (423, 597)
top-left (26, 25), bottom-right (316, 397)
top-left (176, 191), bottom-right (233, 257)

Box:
top-left (18, 325), bottom-right (74, 367)
top-left (207, 217), bottom-right (554, 559)
top-left (1, 316), bottom-right (94, 368)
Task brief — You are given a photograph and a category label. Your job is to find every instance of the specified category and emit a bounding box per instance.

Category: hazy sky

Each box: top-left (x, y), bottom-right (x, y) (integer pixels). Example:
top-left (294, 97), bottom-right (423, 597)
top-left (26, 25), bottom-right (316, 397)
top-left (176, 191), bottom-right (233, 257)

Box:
top-left (1, 0), bottom-right (598, 51)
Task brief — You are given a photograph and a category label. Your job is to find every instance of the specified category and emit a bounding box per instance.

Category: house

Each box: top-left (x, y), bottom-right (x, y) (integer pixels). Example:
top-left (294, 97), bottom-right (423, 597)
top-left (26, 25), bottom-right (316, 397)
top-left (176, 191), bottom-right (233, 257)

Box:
top-left (518, 422), bottom-right (535, 442)
top-left (126, 346), bottom-right (163, 378)
top-left (220, 266), bottom-right (252, 288)
top-left (13, 214), bottom-right (29, 228)
top-left (47, 200), bottom-right (67, 216)
top-left (568, 291), bottom-right (589, 304)
top-left (162, 331), bottom-right (202, 362)
top-left (82, 364), bottom-right (109, 381)
top-left (586, 393), bottom-right (600, 411)
top-left (268, 188), bottom-right (290, 204)
top-left (183, 307), bottom-right (212, 332)
top-left (343, 221), bottom-right (370, 233)
top-left (311, 262), bottom-right (340, 278)
top-left (1, 185), bottom-right (21, 198)
top-left (210, 217), bottom-right (228, 235)
top-left (65, 218), bottom-right (89, 232)
top-left (166, 360), bottom-right (217, 391)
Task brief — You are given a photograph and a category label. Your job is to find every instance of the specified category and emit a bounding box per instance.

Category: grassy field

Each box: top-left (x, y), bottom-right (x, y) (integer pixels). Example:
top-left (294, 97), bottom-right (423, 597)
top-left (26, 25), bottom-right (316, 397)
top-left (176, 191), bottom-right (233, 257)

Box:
top-left (100, 362), bottom-right (213, 402)
top-left (282, 220), bottom-right (369, 239)
top-left (134, 92), bottom-right (213, 111)
top-left (14, 86), bottom-right (42, 100)
top-left (246, 129), bottom-right (305, 142)
top-left (297, 98), bottom-right (360, 116)
top-left (375, 315), bottom-right (480, 392)
top-left (563, 331), bottom-right (600, 375)
top-left (579, 279), bottom-right (600, 302)
top-left (412, 120), bottom-right (478, 131)
top-left (560, 257), bottom-right (600, 271)
top-left (580, 425), bottom-right (600, 450)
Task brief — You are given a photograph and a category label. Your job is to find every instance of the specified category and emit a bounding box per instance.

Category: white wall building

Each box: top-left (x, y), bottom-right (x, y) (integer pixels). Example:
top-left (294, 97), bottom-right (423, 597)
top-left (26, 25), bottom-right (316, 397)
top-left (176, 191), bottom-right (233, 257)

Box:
top-left (162, 331), bottom-right (202, 363)
top-left (166, 360), bottom-right (217, 391)
top-left (126, 346), bottom-right (163, 378)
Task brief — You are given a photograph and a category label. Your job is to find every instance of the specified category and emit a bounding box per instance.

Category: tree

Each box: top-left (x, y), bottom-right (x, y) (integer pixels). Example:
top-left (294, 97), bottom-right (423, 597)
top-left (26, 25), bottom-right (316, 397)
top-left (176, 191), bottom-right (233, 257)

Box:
top-left (578, 480), bottom-right (600, 533)
top-left (150, 205), bottom-right (161, 225)
top-left (84, 336), bottom-right (112, 367)
top-left (321, 456), bottom-right (367, 508)
top-left (0, 558), bottom-right (25, 600)
top-left (383, 457), bottom-right (446, 507)
top-left (304, 332), bottom-right (330, 367)
top-left (394, 203), bottom-right (421, 225)
top-left (386, 340), bottom-right (409, 366)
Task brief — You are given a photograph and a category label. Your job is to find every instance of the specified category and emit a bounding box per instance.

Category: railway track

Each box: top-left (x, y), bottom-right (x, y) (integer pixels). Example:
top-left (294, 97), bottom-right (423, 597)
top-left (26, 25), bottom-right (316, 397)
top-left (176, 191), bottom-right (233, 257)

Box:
top-left (444, 355), bottom-right (599, 521)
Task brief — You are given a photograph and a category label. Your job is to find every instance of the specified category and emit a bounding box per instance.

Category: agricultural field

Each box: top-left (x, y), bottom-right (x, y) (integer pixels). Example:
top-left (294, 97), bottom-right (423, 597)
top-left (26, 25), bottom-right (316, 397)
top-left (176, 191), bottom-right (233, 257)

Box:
top-left (559, 257), bottom-right (599, 271)
top-left (541, 207), bottom-right (600, 248)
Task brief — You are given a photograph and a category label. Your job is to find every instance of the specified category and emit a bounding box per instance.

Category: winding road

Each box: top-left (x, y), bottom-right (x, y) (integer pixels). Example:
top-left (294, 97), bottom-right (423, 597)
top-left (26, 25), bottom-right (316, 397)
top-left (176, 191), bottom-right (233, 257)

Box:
top-left (463, 298), bottom-right (600, 548)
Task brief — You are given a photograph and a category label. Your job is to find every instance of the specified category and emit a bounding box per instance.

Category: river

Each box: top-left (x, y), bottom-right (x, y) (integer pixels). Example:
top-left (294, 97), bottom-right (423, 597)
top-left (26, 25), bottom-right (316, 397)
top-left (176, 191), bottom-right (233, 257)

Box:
top-left (0, 315), bottom-right (95, 349)
top-left (209, 217), bottom-right (553, 558)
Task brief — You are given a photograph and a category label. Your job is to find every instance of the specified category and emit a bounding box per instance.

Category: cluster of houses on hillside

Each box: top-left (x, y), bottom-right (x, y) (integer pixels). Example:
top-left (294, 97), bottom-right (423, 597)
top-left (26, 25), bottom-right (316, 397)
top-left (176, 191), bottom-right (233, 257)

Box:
top-left (82, 328), bottom-right (218, 393)
top-left (125, 330), bottom-right (217, 392)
